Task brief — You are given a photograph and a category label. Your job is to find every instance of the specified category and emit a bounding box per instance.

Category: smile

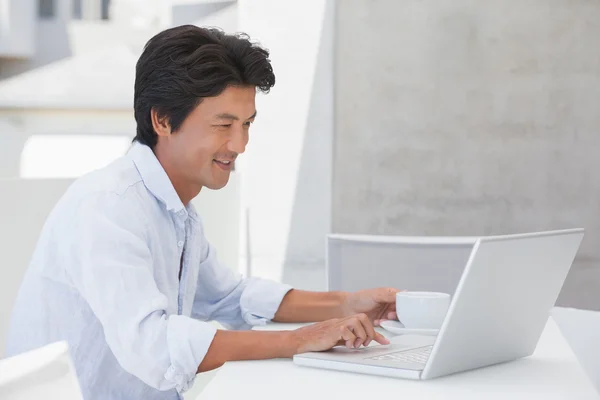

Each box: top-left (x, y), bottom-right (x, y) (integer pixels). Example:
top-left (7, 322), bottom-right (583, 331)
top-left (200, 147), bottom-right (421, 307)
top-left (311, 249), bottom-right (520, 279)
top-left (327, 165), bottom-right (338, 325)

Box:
top-left (213, 159), bottom-right (234, 171)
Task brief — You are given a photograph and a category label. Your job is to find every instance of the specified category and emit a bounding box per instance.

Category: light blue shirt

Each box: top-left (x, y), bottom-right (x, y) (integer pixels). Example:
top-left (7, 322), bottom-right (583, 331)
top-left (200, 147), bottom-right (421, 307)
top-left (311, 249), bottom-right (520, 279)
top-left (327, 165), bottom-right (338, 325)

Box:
top-left (5, 142), bottom-right (292, 399)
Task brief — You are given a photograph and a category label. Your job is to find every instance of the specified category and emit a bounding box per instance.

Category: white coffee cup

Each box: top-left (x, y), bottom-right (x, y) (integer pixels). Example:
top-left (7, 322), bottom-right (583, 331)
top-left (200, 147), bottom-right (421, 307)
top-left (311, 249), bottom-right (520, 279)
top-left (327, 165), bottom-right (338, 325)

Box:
top-left (395, 291), bottom-right (451, 329)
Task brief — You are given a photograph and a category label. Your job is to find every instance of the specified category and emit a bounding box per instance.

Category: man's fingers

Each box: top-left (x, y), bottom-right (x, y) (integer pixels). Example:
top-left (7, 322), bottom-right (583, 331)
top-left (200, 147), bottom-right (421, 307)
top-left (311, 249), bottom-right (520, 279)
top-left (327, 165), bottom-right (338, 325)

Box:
top-left (356, 313), bottom-right (377, 342)
top-left (375, 307), bottom-right (389, 322)
top-left (347, 317), bottom-right (368, 348)
top-left (387, 311), bottom-right (397, 320)
top-left (374, 302), bottom-right (396, 323)
top-left (355, 313), bottom-right (389, 346)
top-left (340, 325), bottom-right (353, 341)
top-left (340, 326), bottom-right (356, 349)
top-left (373, 331), bottom-right (390, 345)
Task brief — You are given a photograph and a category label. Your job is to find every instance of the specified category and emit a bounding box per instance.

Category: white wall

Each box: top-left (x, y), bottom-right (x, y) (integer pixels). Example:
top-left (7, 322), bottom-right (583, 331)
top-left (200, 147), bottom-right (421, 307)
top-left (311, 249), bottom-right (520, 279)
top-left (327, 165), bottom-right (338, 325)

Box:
top-left (19, 135), bottom-right (132, 178)
top-left (112, 0), bottom-right (163, 26)
top-left (0, 110), bottom-right (135, 178)
top-left (237, 0), bottom-right (334, 288)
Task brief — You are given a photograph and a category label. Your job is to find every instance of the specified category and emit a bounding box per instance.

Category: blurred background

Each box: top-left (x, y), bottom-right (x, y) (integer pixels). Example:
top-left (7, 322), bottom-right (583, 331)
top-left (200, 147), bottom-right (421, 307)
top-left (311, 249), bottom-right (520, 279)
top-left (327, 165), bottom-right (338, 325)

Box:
top-left (0, 0), bottom-right (599, 395)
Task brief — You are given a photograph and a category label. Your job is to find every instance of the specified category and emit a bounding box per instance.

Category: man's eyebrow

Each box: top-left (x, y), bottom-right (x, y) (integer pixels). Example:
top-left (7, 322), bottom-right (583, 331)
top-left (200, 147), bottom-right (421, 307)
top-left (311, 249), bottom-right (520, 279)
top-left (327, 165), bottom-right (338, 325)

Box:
top-left (215, 113), bottom-right (239, 121)
top-left (214, 110), bottom-right (257, 121)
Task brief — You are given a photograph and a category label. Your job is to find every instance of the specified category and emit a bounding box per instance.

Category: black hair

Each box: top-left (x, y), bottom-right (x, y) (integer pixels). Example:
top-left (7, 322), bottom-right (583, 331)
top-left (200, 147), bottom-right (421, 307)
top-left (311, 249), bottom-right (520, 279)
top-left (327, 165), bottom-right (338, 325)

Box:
top-left (133, 25), bottom-right (275, 148)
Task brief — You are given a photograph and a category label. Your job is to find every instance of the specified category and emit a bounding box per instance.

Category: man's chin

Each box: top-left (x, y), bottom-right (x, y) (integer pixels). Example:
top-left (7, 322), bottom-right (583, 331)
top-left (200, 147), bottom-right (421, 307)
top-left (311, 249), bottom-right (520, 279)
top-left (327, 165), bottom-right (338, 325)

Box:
top-left (204, 179), bottom-right (229, 190)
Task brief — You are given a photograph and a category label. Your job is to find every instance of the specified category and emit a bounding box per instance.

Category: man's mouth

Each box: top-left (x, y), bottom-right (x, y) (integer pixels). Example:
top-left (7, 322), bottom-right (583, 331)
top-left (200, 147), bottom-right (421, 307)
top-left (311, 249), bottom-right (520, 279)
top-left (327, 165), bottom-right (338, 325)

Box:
top-left (213, 159), bottom-right (234, 171)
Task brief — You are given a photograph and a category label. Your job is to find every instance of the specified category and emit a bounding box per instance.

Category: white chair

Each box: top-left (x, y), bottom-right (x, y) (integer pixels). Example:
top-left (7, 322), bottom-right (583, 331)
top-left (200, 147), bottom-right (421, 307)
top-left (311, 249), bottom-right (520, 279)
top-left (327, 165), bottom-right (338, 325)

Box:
top-left (552, 307), bottom-right (600, 392)
top-left (0, 178), bottom-right (75, 357)
top-left (186, 172), bottom-right (241, 399)
top-left (191, 172), bottom-right (241, 274)
top-left (326, 234), bottom-right (477, 295)
top-left (0, 341), bottom-right (84, 399)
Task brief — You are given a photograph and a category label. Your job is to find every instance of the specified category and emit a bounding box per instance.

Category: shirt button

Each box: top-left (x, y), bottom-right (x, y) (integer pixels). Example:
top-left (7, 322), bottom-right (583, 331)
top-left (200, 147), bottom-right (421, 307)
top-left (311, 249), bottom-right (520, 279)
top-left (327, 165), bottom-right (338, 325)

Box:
top-left (177, 241), bottom-right (184, 247)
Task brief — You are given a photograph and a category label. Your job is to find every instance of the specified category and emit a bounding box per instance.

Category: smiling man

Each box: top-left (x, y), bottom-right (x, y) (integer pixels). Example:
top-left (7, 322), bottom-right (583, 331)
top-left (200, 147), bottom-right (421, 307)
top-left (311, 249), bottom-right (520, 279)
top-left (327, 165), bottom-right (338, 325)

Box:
top-left (6, 25), bottom-right (399, 399)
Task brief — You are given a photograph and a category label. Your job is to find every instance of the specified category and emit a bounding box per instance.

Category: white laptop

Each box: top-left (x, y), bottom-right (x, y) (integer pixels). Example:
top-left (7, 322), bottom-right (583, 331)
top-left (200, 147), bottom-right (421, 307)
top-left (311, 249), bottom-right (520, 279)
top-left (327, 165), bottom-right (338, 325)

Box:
top-left (552, 306), bottom-right (600, 392)
top-left (293, 229), bottom-right (584, 380)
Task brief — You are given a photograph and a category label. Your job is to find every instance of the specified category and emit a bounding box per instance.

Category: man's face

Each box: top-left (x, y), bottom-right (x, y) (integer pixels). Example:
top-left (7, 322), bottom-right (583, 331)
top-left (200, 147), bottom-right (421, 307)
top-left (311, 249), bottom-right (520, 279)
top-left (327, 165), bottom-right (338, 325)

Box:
top-left (159, 85), bottom-right (256, 191)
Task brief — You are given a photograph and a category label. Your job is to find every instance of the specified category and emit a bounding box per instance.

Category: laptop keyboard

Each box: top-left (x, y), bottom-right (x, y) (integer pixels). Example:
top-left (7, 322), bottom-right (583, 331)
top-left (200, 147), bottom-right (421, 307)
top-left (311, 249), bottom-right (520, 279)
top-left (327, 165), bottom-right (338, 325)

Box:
top-left (366, 345), bottom-right (433, 364)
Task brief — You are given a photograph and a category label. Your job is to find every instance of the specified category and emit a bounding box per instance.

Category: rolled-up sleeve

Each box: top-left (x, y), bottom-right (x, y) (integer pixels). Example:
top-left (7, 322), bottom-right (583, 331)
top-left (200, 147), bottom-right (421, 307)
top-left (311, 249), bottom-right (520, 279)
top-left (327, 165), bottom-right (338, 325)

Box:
top-left (66, 193), bottom-right (215, 393)
top-left (192, 242), bottom-right (292, 330)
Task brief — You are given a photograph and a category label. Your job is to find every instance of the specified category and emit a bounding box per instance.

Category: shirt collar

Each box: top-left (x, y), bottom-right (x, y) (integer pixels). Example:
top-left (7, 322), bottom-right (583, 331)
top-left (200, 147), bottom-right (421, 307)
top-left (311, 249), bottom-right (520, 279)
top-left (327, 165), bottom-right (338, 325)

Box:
top-left (128, 141), bottom-right (187, 214)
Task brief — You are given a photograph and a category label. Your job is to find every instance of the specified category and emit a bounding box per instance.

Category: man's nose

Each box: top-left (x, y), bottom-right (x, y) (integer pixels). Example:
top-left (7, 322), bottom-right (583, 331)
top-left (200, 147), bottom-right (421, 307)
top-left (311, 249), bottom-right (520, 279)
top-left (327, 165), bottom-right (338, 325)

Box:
top-left (228, 128), bottom-right (248, 154)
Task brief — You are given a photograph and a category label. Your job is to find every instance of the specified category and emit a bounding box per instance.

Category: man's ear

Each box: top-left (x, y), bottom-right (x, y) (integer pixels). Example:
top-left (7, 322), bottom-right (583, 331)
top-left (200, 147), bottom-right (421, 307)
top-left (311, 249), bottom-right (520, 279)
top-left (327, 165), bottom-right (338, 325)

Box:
top-left (151, 108), bottom-right (171, 137)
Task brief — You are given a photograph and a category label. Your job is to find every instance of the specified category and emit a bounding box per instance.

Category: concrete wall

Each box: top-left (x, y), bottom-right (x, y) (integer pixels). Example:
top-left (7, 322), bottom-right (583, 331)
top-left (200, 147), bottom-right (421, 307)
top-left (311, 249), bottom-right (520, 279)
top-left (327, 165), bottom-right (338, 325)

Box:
top-left (0, 0), bottom-right (36, 58)
top-left (0, 0), bottom-right (72, 79)
top-left (0, 0), bottom-right (160, 79)
top-left (333, 0), bottom-right (600, 310)
top-left (237, 0), bottom-right (334, 288)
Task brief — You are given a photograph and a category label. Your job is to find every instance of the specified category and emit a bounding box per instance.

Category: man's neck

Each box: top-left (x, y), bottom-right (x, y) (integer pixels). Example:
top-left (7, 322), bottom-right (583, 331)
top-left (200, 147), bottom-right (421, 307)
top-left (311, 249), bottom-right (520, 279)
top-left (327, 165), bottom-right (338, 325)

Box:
top-left (165, 171), bottom-right (201, 206)
top-left (153, 148), bottom-right (201, 206)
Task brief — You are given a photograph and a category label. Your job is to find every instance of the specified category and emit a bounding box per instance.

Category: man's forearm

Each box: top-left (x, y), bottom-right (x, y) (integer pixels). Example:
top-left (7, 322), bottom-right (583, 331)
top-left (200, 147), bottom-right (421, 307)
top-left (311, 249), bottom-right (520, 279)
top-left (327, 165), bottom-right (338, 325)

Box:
top-left (273, 289), bottom-right (349, 323)
top-left (197, 290), bottom-right (352, 372)
top-left (198, 329), bottom-right (297, 372)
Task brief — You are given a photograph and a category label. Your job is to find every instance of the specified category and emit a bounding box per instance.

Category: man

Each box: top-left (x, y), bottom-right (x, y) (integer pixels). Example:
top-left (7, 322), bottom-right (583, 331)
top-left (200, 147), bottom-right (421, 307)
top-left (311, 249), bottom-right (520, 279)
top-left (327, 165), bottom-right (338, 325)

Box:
top-left (6, 25), bottom-right (399, 399)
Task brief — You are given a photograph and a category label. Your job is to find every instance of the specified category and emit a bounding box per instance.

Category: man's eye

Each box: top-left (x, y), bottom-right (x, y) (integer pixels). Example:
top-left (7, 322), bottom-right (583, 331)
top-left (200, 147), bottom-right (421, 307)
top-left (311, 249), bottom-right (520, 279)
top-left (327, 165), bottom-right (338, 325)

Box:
top-left (217, 124), bottom-right (232, 128)
top-left (244, 121), bottom-right (252, 127)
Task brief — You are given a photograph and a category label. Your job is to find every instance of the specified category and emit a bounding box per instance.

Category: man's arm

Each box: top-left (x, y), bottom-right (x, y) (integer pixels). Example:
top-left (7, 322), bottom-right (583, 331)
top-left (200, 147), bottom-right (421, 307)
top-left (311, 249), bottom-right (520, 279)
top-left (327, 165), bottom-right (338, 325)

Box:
top-left (198, 313), bottom-right (389, 372)
top-left (191, 243), bottom-right (294, 329)
top-left (198, 330), bottom-right (294, 372)
top-left (274, 287), bottom-right (400, 326)
top-left (69, 193), bottom-right (219, 392)
top-left (272, 289), bottom-right (350, 322)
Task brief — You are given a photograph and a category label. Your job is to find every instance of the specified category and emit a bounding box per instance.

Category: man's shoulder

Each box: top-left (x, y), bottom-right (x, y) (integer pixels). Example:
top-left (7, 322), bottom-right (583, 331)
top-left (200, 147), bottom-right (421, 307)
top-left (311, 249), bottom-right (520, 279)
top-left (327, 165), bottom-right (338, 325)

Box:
top-left (76, 156), bottom-right (143, 196)
top-left (56, 156), bottom-right (153, 217)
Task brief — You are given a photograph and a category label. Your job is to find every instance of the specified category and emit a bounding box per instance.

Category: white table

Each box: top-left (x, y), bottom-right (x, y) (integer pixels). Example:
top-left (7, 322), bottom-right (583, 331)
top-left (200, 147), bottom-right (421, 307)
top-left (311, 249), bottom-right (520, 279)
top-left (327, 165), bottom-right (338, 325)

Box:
top-left (199, 318), bottom-right (599, 399)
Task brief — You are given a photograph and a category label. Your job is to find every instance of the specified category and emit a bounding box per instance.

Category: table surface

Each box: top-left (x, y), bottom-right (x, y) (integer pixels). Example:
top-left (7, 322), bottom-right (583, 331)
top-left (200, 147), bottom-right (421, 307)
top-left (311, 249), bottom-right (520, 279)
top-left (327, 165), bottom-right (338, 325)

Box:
top-left (199, 318), bottom-right (599, 399)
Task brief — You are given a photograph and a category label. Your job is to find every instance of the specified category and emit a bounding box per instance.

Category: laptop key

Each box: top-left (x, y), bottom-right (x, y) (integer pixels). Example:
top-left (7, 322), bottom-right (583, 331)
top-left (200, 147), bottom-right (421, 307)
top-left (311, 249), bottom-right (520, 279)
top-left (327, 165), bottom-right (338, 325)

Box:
top-left (366, 345), bottom-right (433, 364)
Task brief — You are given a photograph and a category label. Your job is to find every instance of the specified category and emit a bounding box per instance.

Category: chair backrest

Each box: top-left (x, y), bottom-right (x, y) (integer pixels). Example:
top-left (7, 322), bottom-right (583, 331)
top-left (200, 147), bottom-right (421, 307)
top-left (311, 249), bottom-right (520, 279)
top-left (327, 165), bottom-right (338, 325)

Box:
top-left (191, 172), bottom-right (241, 273)
top-left (552, 306), bottom-right (600, 392)
top-left (0, 341), bottom-right (84, 399)
top-left (327, 234), bottom-right (476, 295)
top-left (0, 178), bottom-right (74, 357)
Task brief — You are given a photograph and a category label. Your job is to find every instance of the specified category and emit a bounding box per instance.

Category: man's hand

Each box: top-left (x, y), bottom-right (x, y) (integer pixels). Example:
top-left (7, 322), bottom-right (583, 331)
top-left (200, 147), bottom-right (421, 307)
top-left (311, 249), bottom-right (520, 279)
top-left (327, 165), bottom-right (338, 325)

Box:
top-left (198, 313), bottom-right (391, 372)
top-left (341, 287), bottom-right (401, 326)
top-left (291, 314), bottom-right (390, 354)
top-left (274, 287), bottom-right (402, 325)
top-left (199, 288), bottom-right (402, 371)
